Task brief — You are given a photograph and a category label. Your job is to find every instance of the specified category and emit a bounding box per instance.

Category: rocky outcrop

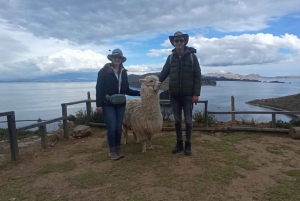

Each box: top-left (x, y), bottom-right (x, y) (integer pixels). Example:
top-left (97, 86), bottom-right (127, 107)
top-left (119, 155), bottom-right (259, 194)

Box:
top-left (73, 125), bottom-right (92, 139)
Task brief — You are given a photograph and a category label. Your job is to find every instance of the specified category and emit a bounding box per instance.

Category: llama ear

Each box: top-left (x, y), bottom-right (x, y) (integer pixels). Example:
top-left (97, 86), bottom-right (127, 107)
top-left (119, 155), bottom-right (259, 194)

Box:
top-left (139, 79), bottom-right (146, 83)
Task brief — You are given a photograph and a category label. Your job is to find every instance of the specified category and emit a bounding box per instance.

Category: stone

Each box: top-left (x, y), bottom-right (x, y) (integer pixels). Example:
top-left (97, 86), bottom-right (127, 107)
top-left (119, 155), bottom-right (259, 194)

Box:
top-left (47, 133), bottom-right (60, 143)
top-left (73, 125), bottom-right (92, 139)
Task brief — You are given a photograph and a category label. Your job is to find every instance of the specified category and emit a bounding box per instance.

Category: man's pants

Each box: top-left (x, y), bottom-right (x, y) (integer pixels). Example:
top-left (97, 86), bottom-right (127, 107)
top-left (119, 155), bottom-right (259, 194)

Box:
top-left (170, 95), bottom-right (193, 142)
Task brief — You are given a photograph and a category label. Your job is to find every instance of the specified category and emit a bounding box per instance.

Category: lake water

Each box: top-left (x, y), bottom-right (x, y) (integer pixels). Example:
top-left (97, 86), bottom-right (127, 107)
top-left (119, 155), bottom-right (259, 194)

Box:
top-left (0, 79), bottom-right (299, 131)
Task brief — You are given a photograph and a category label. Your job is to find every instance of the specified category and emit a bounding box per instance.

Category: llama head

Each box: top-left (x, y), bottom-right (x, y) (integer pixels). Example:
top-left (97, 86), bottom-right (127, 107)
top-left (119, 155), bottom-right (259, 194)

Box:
top-left (139, 75), bottom-right (161, 95)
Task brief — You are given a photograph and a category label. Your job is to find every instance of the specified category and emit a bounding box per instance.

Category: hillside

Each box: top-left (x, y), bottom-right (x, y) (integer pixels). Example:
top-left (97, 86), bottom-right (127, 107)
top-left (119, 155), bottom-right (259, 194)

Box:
top-left (204, 72), bottom-right (300, 80)
top-left (128, 73), bottom-right (217, 90)
top-left (246, 93), bottom-right (300, 112)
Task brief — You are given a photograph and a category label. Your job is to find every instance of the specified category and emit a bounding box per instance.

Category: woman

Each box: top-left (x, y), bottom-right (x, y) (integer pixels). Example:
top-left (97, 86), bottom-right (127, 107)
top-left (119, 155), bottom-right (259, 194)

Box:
top-left (96, 48), bottom-right (140, 160)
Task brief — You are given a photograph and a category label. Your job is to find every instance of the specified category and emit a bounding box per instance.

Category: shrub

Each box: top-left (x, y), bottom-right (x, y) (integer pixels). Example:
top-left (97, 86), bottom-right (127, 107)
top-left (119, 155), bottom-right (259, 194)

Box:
top-left (192, 110), bottom-right (217, 125)
top-left (74, 109), bottom-right (104, 125)
top-left (272, 118), bottom-right (300, 129)
top-left (0, 128), bottom-right (37, 141)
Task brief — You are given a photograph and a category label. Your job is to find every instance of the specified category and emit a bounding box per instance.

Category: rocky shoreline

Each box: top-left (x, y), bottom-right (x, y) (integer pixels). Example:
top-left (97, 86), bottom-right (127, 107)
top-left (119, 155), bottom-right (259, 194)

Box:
top-left (246, 93), bottom-right (300, 118)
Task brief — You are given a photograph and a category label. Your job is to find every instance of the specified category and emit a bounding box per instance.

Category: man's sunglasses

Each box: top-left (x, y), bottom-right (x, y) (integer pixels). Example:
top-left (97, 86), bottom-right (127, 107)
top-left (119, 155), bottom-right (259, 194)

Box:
top-left (112, 55), bottom-right (123, 60)
top-left (174, 39), bottom-right (184, 43)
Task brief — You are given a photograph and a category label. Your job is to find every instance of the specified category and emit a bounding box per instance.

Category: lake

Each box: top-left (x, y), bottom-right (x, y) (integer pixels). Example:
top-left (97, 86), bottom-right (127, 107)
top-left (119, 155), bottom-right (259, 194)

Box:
top-left (0, 79), bottom-right (299, 131)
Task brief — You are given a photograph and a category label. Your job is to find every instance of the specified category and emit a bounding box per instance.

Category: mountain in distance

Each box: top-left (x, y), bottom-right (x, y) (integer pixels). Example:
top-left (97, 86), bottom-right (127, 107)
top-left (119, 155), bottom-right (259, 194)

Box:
top-left (1, 71), bottom-right (299, 83)
top-left (204, 72), bottom-right (300, 80)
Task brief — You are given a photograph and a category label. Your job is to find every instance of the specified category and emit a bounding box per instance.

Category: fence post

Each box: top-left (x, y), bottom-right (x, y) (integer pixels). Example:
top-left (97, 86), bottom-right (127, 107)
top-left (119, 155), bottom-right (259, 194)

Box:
top-left (86, 91), bottom-right (92, 126)
top-left (39, 125), bottom-right (48, 149)
top-left (204, 101), bottom-right (208, 127)
top-left (231, 96), bottom-right (235, 121)
top-left (61, 104), bottom-right (69, 139)
top-left (272, 114), bottom-right (276, 128)
top-left (7, 113), bottom-right (19, 161)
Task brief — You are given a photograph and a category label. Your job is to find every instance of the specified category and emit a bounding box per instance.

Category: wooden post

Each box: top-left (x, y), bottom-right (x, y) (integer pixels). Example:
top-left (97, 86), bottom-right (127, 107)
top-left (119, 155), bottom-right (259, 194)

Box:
top-left (61, 104), bottom-right (69, 139)
top-left (231, 96), bottom-right (235, 121)
top-left (7, 114), bottom-right (19, 161)
top-left (86, 91), bottom-right (92, 125)
top-left (39, 125), bottom-right (48, 149)
top-left (272, 114), bottom-right (276, 128)
top-left (204, 101), bottom-right (208, 127)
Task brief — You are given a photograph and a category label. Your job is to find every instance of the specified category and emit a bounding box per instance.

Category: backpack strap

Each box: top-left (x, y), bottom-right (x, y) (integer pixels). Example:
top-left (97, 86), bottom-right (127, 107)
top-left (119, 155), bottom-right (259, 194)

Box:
top-left (168, 53), bottom-right (173, 66)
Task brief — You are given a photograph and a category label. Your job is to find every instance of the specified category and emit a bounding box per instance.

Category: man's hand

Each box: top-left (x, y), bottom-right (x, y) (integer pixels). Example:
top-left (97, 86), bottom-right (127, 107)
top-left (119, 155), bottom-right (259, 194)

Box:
top-left (96, 107), bottom-right (103, 114)
top-left (192, 96), bottom-right (199, 104)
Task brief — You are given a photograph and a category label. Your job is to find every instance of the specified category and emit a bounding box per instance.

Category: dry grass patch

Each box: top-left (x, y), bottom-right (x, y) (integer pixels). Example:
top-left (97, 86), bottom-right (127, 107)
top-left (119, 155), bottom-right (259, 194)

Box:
top-left (35, 160), bottom-right (76, 176)
top-left (0, 175), bottom-right (67, 201)
top-left (1, 129), bottom-right (300, 201)
top-left (70, 145), bottom-right (102, 156)
top-left (266, 169), bottom-right (300, 201)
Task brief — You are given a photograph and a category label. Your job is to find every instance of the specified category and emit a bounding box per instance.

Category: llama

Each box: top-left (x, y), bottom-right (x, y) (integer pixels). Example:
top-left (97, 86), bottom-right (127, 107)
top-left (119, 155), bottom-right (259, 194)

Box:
top-left (122, 75), bottom-right (163, 153)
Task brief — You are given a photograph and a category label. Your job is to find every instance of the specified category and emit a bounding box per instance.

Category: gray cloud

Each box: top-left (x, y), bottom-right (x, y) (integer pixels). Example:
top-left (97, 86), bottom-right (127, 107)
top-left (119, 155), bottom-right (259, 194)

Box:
top-left (2, 0), bottom-right (300, 43)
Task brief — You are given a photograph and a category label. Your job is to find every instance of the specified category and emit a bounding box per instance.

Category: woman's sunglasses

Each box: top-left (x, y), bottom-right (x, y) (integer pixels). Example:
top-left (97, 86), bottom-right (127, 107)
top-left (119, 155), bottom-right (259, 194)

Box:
top-left (174, 39), bottom-right (184, 43)
top-left (112, 55), bottom-right (123, 60)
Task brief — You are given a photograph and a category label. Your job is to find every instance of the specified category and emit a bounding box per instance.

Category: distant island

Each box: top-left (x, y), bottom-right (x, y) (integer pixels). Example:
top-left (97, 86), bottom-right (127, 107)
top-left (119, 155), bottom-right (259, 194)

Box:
top-left (246, 93), bottom-right (300, 114)
top-left (0, 71), bottom-right (299, 83)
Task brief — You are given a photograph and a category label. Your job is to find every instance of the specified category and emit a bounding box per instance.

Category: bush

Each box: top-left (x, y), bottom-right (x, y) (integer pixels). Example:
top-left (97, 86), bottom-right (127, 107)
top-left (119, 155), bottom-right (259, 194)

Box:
top-left (272, 118), bottom-right (300, 129)
top-left (74, 109), bottom-right (104, 125)
top-left (0, 128), bottom-right (37, 141)
top-left (192, 110), bottom-right (217, 125)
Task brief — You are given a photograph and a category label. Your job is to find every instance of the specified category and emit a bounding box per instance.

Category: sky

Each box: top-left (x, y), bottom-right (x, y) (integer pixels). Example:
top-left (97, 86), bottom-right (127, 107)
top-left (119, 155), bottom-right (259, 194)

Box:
top-left (0, 0), bottom-right (300, 80)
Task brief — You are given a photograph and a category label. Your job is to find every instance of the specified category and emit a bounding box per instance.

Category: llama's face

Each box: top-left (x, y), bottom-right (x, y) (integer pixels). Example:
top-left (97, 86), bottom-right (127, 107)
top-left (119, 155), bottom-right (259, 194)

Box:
top-left (139, 75), bottom-right (161, 93)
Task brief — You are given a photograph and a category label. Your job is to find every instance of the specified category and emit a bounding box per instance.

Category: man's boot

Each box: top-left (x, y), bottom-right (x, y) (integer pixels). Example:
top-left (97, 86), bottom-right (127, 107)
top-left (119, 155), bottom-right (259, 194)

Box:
top-left (172, 140), bottom-right (183, 154)
top-left (108, 147), bottom-right (119, 160)
top-left (184, 141), bottom-right (191, 156)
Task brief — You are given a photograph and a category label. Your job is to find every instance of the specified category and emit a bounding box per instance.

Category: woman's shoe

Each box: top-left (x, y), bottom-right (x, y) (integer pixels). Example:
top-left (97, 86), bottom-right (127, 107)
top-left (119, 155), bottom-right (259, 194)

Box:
top-left (109, 147), bottom-right (119, 160)
top-left (116, 146), bottom-right (124, 158)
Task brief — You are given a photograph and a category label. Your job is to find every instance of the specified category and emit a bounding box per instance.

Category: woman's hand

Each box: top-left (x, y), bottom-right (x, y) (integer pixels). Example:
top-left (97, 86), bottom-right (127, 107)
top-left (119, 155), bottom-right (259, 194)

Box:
top-left (96, 107), bottom-right (103, 114)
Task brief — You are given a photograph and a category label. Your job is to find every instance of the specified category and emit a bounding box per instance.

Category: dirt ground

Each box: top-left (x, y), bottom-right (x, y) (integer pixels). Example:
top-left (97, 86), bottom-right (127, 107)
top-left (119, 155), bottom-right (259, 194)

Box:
top-left (1, 128), bottom-right (300, 201)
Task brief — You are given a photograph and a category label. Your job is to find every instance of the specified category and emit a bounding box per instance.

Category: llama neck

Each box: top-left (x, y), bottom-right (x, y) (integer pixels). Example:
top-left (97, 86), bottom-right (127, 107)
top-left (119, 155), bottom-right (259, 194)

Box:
top-left (141, 93), bottom-right (160, 109)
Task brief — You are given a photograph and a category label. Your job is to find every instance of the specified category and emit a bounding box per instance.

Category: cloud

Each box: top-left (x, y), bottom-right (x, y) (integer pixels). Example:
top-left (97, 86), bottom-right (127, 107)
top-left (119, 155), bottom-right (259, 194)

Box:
top-left (126, 63), bottom-right (164, 75)
top-left (2, 0), bottom-right (300, 43)
top-left (0, 19), bottom-right (73, 64)
top-left (149, 33), bottom-right (300, 66)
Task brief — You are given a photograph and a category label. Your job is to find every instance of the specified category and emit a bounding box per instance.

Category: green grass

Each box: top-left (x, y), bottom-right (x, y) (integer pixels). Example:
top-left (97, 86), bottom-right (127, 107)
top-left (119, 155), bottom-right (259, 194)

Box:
top-left (0, 175), bottom-right (68, 201)
top-left (69, 172), bottom-right (104, 189)
top-left (0, 128), bottom-right (37, 141)
top-left (221, 132), bottom-right (261, 143)
top-left (199, 133), bottom-right (257, 170)
top-left (36, 160), bottom-right (76, 176)
top-left (266, 169), bottom-right (300, 201)
top-left (198, 166), bottom-right (239, 184)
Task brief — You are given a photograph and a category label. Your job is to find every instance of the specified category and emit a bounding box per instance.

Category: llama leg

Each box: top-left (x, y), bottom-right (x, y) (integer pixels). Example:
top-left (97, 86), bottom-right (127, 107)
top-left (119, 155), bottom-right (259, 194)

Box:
top-left (133, 131), bottom-right (140, 143)
top-left (142, 140), bottom-right (147, 153)
top-left (147, 137), bottom-right (154, 149)
top-left (122, 125), bottom-right (128, 145)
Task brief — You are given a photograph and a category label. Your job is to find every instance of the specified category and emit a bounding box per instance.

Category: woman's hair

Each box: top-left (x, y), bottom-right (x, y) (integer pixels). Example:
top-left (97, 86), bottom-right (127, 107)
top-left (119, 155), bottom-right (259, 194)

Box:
top-left (111, 62), bottom-right (124, 69)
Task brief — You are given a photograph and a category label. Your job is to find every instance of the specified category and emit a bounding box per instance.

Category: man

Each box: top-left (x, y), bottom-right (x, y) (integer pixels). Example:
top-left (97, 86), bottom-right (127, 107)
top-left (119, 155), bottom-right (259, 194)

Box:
top-left (159, 31), bottom-right (201, 156)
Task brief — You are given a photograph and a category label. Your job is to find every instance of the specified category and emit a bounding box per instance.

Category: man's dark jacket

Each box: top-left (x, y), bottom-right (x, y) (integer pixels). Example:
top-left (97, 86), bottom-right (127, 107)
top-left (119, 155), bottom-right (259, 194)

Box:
top-left (96, 63), bottom-right (140, 107)
top-left (159, 46), bottom-right (201, 96)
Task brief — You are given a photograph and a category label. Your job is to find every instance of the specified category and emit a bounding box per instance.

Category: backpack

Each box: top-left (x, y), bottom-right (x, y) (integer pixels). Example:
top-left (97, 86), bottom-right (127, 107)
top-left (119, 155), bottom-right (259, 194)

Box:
top-left (168, 52), bottom-right (194, 69)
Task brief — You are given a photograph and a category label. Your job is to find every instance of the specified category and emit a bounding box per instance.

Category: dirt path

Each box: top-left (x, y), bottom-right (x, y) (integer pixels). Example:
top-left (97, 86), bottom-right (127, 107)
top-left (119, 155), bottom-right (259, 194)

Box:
top-left (1, 128), bottom-right (300, 201)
